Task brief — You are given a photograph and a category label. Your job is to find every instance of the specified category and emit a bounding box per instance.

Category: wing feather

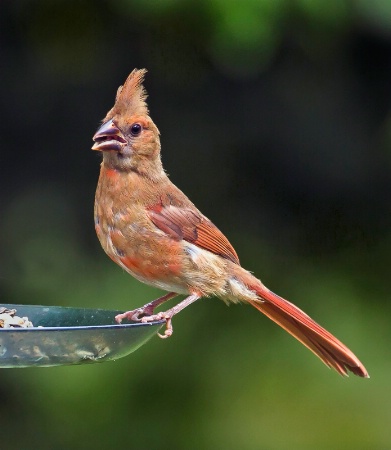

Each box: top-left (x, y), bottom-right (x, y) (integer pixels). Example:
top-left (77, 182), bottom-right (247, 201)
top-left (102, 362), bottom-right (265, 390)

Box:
top-left (148, 204), bottom-right (240, 265)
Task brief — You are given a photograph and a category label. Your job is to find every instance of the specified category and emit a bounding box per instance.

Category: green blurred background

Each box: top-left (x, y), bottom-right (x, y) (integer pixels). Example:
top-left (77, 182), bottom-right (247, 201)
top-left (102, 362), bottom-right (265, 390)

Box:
top-left (1, 0), bottom-right (391, 448)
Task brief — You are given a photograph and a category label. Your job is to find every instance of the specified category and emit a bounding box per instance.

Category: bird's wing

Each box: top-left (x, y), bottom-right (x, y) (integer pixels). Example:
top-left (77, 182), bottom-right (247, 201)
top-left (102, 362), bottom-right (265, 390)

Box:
top-left (148, 203), bottom-right (240, 265)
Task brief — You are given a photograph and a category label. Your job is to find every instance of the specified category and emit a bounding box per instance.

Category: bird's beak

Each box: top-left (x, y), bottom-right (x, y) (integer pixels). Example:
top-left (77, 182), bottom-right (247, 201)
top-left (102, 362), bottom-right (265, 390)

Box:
top-left (92, 119), bottom-right (127, 152)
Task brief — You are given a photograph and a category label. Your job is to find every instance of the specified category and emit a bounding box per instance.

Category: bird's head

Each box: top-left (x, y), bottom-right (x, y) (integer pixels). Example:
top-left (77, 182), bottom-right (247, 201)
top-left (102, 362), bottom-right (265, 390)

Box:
top-left (92, 69), bottom-right (163, 178)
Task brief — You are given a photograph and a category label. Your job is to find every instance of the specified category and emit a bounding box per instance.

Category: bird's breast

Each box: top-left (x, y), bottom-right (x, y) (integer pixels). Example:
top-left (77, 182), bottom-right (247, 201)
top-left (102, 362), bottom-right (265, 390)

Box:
top-left (94, 170), bottom-right (188, 292)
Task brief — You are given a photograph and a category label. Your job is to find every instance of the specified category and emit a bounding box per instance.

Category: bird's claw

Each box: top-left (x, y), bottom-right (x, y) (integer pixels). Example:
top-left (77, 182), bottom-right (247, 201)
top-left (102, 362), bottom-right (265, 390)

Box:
top-left (115, 309), bottom-right (174, 338)
top-left (158, 317), bottom-right (173, 339)
top-left (115, 306), bottom-right (155, 323)
top-left (115, 292), bottom-right (179, 328)
top-left (139, 313), bottom-right (173, 339)
top-left (115, 310), bottom-right (137, 323)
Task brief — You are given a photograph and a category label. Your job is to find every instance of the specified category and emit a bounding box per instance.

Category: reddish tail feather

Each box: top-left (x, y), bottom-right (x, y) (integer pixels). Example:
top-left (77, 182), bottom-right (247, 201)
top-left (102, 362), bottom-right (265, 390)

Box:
top-left (247, 283), bottom-right (368, 378)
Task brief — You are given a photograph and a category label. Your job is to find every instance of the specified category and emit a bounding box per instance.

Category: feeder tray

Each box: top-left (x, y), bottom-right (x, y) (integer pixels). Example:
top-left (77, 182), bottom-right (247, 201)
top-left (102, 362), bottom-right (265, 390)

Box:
top-left (0, 304), bottom-right (164, 368)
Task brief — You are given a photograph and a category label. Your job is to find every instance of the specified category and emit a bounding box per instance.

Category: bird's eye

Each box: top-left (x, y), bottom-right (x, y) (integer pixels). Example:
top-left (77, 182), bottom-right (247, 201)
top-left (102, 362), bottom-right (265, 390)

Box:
top-left (130, 123), bottom-right (142, 136)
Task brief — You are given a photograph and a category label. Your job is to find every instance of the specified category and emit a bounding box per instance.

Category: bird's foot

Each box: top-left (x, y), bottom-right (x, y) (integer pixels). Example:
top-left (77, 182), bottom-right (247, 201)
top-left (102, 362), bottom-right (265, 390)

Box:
top-left (115, 306), bottom-right (153, 323)
top-left (115, 292), bottom-right (178, 324)
top-left (116, 309), bottom-right (173, 339)
top-left (140, 292), bottom-right (201, 339)
top-left (115, 292), bottom-right (201, 340)
top-left (138, 313), bottom-right (174, 339)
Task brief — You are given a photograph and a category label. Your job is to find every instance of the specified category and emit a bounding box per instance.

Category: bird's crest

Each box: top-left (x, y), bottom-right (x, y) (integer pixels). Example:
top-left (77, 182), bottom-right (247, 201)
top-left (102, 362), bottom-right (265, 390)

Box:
top-left (105, 69), bottom-right (149, 119)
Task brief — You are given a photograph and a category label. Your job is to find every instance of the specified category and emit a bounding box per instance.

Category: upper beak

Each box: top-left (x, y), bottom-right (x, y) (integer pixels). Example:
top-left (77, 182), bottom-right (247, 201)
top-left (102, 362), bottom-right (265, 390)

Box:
top-left (92, 119), bottom-right (127, 152)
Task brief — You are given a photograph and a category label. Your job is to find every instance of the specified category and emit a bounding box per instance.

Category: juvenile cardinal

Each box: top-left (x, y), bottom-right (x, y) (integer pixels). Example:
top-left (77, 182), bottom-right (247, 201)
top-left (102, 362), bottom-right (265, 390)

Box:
top-left (92, 69), bottom-right (368, 378)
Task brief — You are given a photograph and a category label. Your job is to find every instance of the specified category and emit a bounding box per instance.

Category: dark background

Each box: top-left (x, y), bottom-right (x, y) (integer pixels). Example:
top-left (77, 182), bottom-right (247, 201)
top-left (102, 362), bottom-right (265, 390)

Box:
top-left (1, 1), bottom-right (391, 448)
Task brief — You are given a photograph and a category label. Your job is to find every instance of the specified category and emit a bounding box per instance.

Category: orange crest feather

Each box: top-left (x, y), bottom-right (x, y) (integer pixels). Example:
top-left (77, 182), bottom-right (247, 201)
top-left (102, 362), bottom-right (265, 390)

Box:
top-left (105, 68), bottom-right (149, 120)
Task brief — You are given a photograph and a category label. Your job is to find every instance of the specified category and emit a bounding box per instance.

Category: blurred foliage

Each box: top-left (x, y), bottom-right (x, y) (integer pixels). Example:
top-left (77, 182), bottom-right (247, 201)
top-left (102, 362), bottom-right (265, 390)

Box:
top-left (1, 0), bottom-right (391, 449)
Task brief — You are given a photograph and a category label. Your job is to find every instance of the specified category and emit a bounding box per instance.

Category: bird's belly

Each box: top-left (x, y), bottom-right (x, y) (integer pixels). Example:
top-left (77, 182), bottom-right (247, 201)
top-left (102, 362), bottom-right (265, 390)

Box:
top-left (115, 250), bottom-right (188, 294)
top-left (95, 217), bottom-right (189, 294)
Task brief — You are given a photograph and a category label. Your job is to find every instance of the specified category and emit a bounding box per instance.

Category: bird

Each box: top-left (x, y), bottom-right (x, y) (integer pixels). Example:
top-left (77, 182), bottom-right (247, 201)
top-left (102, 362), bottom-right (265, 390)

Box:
top-left (92, 69), bottom-right (368, 378)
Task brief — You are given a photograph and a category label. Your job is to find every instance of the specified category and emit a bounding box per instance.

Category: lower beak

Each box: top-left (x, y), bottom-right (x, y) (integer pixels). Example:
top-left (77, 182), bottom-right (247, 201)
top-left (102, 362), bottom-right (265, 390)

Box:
top-left (92, 119), bottom-right (126, 152)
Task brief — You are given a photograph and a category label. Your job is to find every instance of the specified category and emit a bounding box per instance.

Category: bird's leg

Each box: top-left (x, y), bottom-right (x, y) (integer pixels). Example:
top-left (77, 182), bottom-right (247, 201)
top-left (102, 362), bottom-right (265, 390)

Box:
top-left (140, 293), bottom-right (201, 339)
top-left (115, 292), bottom-right (178, 323)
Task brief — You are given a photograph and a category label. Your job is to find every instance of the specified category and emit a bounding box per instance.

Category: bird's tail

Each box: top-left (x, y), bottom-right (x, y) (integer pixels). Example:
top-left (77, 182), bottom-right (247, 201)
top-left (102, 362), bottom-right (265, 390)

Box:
top-left (235, 269), bottom-right (368, 377)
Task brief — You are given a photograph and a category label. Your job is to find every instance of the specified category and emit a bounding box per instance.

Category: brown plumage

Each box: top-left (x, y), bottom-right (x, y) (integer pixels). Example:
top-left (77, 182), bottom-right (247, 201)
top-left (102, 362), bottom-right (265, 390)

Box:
top-left (92, 69), bottom-right (368, 378)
